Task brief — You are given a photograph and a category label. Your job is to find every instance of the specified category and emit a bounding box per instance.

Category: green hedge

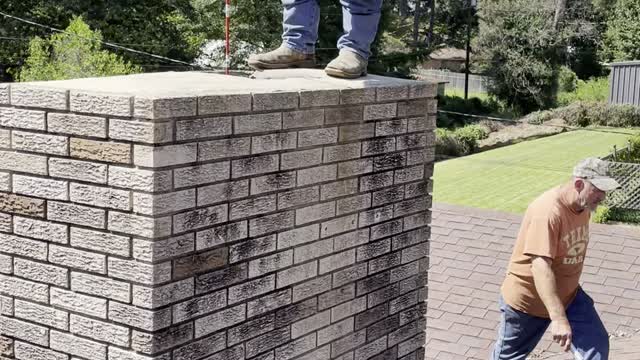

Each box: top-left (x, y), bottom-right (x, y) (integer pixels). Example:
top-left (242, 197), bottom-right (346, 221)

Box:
top-left (524, 101), bottom-right (640, 128)
top-left (593, 206), bottom-right (640, 225)
top-left (436, 124), bottom-right (490, 157)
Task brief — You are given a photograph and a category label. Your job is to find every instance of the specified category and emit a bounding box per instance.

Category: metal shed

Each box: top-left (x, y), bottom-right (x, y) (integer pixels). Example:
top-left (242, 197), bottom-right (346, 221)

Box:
top-left (609, 61), bottom-right (640, 106)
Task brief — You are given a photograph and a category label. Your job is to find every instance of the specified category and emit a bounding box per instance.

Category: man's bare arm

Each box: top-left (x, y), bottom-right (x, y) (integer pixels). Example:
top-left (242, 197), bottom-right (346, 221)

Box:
top-left (531, 256), bottom-right (572, 351)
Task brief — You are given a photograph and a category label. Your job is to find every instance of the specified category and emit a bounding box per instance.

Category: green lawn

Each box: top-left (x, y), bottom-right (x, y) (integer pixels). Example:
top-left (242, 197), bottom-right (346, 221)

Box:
top-left (433, 129), bottom-right (638, 214)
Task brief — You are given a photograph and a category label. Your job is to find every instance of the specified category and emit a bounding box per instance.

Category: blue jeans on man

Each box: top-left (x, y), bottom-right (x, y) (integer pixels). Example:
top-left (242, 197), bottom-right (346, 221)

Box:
top-left (491, 287), bottom-right (609, 360)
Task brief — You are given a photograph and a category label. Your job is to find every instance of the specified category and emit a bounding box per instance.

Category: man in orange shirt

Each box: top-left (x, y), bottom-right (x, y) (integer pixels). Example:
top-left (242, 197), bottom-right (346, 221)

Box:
top-left (491, 158), bottom-right (620, 360)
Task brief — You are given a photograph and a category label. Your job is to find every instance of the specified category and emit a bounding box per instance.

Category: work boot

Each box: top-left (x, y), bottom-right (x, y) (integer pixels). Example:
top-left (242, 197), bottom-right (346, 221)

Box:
top-left (247, 45), bottom-right (315, 70)
top-left (324, 50), bottom-right (368, 79)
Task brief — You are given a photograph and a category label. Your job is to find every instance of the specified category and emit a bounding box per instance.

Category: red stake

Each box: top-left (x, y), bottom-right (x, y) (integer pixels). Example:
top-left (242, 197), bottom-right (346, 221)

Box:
top-left (225, 0), bottom-right (231, 75)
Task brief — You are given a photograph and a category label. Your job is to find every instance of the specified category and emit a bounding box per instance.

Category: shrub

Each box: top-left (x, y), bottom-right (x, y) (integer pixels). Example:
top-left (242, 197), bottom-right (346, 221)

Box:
top-left (436, 124), bottom-right (490, 156)
top-left (592, 206), bottom-right (610, 224)
top-left (557, 77), bottom-right (609, 106)
top-left (613, 133), bottom-right (640, 163)
top-left (608, 208), bottom-right (640, 225)
top-left (558, 66), bottom-right (578, 93)
top-left (522, 101), bottom-right (640, 128)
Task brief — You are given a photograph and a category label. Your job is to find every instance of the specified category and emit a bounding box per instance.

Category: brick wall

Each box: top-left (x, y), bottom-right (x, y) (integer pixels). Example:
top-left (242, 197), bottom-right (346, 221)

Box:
top-left (0, 71), bottom-right (436, 360)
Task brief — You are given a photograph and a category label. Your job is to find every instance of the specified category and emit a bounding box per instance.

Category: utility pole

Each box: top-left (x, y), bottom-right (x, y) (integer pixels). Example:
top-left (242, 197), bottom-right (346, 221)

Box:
top-left (427, 0), bottom-right (435, 46)
top-left (413, 0), bottom-right (421, 45)
top-left (464, 0), bottom-right (475, 99)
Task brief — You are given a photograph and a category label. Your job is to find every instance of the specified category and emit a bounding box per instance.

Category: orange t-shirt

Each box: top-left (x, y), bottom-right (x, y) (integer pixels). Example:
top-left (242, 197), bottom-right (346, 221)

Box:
top-left (501, 186), bottom-right (590, 318)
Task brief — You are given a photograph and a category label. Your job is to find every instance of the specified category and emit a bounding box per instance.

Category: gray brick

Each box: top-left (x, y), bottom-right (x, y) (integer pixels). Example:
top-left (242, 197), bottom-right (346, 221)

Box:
top-left (253, 132), bottom-right (297, 154)
top-left (356, 272), bottom-right (390, 297)
top-left (173, 331), bottom-right (225, 360)
top-left (272, 297), bottom-right (315, 328)
top-left (296, 202), bottom-right (336, 225)
top-left (173, 289), bottom-right (226, 323)
top-left (252, 172), bottom-right (296, 195)
top-left (330, 329), bottom-right (366, 357)
top-left (71, 227), bottom-right (130, 257)
top-left (0, 172), bottom-right (9, 192)
top-left (109, 119), bottom-right (173, 144)
top-left (199, 93), bottom-right (252, 115)
top-left (48, 113), bottom-right (107, 138)
top-left (233, 154), bottom-right (279, 178)
top-left (318, 317), bottom-right (354, 345)
top-left (70, 314), bottom-right (130, 347)
top-left (390, 261), bottom-right (420, 284)
top-left (70, 138), bottom-right (131, 164)
top-left (172, 247), bottom-right (227, 278)
top-left (324, 143), bottom-right (361, 163)
top-left (280, 188), bottom-right (322, 213)
top-left (298, 164), bottom-right (337, 186)
top-left (338, 158), bottom-right (373, 178)
top-left (201, 345), bottom-right (244, 360)
top-left (174, 161), bottom-right (231, 188)
top-left (0, 315), bottom-right (49, 347)
top-left (0, 233), bottom-right (47, 261)
top-left (133, 96), bottom-right (190, 119)
top-left (0, 212), bottom-right (10, 233)
top-left (408, 115), bottom-right (436, 133)
top-left (0, 108), bottom-right (45, 130)
top-left (235, 112), bottom-right (282, 134)
top-left (250, 250), bottom-right (293, 277)
top-left (394, 198), bottom-right (427, 217)
top-left (230, 234), bottom-right (276, 263)
top-left (321, 179), bottom-right (358, 201)
top-left (275, 333), bottom-right (316, 360)
top-left (333, 228), bottom-right (370, 251)
top-left (173, 204), bottom-right (227, 234)
top-left (389, 291), bottom-right (418, 315)
top-left (134, 234), bottom-right (194, 262)
top-left (253, 92), bottom-right (298, 111)
top-left (108, 347), bottom-right (171, 360)
top-left (371, 220), bottom-right (403, 241)
top-left (376, 119), bottom-right (407, 136)
top-left (364, 103), bottom-right (397, 120)
top-left (14, 299), bottom-right (68, 330)
top-left (0, 192), bottom-right (45, 218)
top-left (71, 272), bottom-right (131, 303)
top-left (196, 221), bottom-right (247, 251)
top-left (373, 153), bottom-right (406, 172)
top-left (134, 143), bottom-right (197, 167)
top-left (0, 150), bottom-right (47, 175)
top-left (70, 90), bottom-right (131, 116)
top-left (13, 341), bottom-right (68, 360)
top-left (397, 333), bottom-right (425, 357)
top-left (300, 90), bottom-right (339, 107)
top-left (401, 243), bottom-right (428, 264)
top-left (368, 252), bottom-right (402, 275)
top-left (133, 189), bottom-right (194, 216)
top-left (332, 263), bottom-right (369, 289)
top-left (131, 323), bottom-right (193, 354)
top-left (355, 336), bottom-right (388, 360)
top-left (277, 261), bottom-right (317, 288)
top-left (108, 166), bottom-right (172, 192)
top-left (292, 274), bottom-right (332, 302)
top-left (297, 345), bottom-right (331, 360)
top-left (373, 185), bottom-right (405, 207)
top-left (294, 239), bottom-right (333, 264)
top-left (12, 131), bottom-right (67, 155)
top-left (359, 205), bottom-right (394, 228)
top-left (199, 180), bottom-right (249, 206)
top-left (339, 123), bottom-right (374, 141)
top-left (133, 279), bottom-right (194, 309)
top-left (325, 106), bottom-right (363, 124)
top-left (48, 201), bottom-right (105, 229)
top-left (337, 194), bottom-right (372, 215)
top-left (403, 212), bottom-right (429, 231)
top-left (277, 224), bottom-right (319, 249)
top-left (49, 244), bottom-right (105, 274)
top-left (292, 310), bottom-right (330, 338)
top-left (14, 258), bottom-right (68, 287)
top-left (49, 158), bottom-right (107, 183)
top-left (406, 148), bottom-right (432, 167)
top-left (229, 314), bottom-right (275, 345)
top-left (110, 211), bottom-right (172, 238)
top-left (231, 194), bottom-right (277, 220)
top-left (283, 109), bottom-right (324, 129)
top-left (0, 84), bottom-right (9, 104)
top-left (108, 302), bottom-right (172, 331)
top-left (397, 99), bottom-right (431, 118)
top-left (196, 263), bottom-right (248, 294)
top-left (194, 304), bottom-right (246, 337)
top-left (176, 116), bottom-right (232, 140)
top-left (0, 253), bottom-right (11, 274)
top-left (198, 138), bottom-right (251, 162)
top-left (0, 275), bottom-right (48, 303)
top-left (355, 304), bottom-right (388, 330)
top-left (70, 183), bottom-right (130, 211)
top-left (248, 288), bottom-right (292, 318)
top-left (408, 82), bottom-right (437, 98)
top-left (397, 134), bottom-right (426, 150)
top-left (321, 214), bottom-right (357, 238)
top-left (298, 128), bottom-right (338, 147)
top-left (319, 284), bottom-right (355, 310)
top-left (363, 138), bottom-right (397, 156)
top-left (246, 327), bottom-right (291, 358)
top-left (395, 167), bottom-right (424, 185)
top-left (229, 275), bottom-right (275, 304)
top-left (108, 258), bottom-right (171, 285)
top-left (249, 210), bottom-right (295, 237)
top-left (0, 295), bottom-right (13, 315)
top-left (281, 148), bottom-right (322, 170)
top-left (51, 287), bottom-right (107, 319)
top-left (50, 330), bottom-right (107, 359)
top-left (376, 86), bottom-right (409, 101)
top-left (0, 129), bottom-right (8, 148)
top-left (320, 249), bottom-right (356, 274)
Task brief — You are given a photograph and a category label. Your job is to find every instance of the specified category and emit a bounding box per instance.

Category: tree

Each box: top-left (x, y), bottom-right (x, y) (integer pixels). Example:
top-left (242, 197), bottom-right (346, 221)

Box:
top-left (602, 0), bottom-right (640, 62)
top-left (18, 16), bottom-right (140, 81)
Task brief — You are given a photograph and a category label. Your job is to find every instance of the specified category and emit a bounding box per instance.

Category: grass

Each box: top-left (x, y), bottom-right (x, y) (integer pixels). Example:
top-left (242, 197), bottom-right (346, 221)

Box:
top-left (433, 129), bottom-right (638, 214)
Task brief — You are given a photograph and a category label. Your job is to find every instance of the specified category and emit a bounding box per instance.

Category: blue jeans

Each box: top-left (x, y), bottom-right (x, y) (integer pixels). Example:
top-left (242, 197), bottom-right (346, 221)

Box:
top-left (491, 288), bottom-right (609, 360)
top-left (281, 0), bottom-right (383, 60)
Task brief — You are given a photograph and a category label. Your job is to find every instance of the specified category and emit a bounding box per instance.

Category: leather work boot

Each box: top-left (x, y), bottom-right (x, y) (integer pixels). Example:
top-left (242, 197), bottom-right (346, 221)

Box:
top-left (247, 45), bottom-right (315, 70)
top-left (324, 50), bottom-right (368, 79)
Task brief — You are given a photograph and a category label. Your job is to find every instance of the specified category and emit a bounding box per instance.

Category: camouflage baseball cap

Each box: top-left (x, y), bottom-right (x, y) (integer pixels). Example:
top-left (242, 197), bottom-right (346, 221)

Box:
top-left (573, 157), bottom-right (621, 192)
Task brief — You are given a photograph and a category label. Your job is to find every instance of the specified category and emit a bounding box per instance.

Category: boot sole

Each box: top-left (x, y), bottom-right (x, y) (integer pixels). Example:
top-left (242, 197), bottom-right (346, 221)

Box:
top-left (248, 59), bottom-right (316, 70)
top-left (324, 67), bottom-right (367, 79)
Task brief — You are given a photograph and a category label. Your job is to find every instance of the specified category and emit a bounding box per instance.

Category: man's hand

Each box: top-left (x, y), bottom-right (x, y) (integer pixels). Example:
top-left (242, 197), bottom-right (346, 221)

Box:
top-left (550, 317), bottom-right (573, 352)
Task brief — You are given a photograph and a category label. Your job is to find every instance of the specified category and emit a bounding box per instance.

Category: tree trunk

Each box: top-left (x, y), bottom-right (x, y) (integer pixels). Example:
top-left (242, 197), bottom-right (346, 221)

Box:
top-left (553, 0), bottom-right (567, 30)
top-left (413, 0), bottom-right (421, 45)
